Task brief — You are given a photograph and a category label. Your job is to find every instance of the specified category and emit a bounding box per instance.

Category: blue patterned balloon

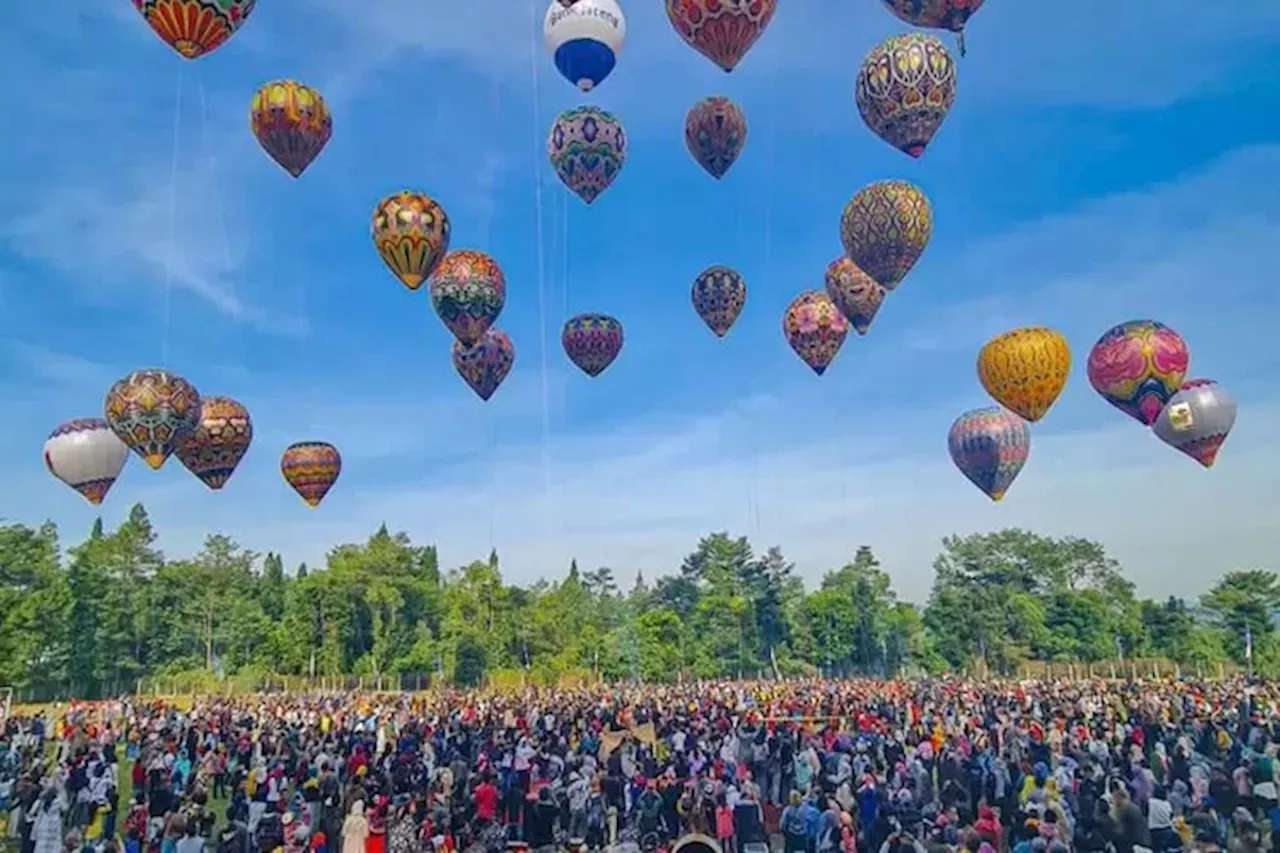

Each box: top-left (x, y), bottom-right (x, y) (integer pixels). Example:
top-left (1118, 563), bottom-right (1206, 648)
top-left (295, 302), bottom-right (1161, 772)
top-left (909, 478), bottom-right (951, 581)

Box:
top-left (453, 328), bottom-right (515, 401)
top-left (691, 265), bottom-right (746, 336)
top-left (547, 106), bottom-right (626, 204)
top-left (947, 407), bottom-right (1030, 502)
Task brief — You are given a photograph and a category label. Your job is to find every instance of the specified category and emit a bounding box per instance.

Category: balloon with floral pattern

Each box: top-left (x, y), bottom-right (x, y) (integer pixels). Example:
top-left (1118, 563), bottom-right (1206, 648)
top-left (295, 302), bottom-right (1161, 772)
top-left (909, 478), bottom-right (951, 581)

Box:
top-left (665, 0), bottom-right (777, 72)
top-left (428, 250), bottom-right (506, 347)
top-left (563, 313), bottom-right (624, 377)
top-left (1152, 379), bottom-right (1237, 469)
top-left (371, 191), bottom-right (451, 291)
top-left (783, 290), bottom-right (849, 376)
top-left (280, 442), bottom-right (341, 508)
top-left (174, 395), bottom-right (253, 490)
top-left (856, 32), bottom-right (957, 158)
top-left (453, 328), bottom-right (516, 402)
top-left (44, 419), bottom-right (129, 506)
top-left (691, 265), bottom-right (746, 337)
top-left (1087, 320), bottom-right (1189, 426)
top-left (132, 0), bottom-right (255, 59)
top-left (823, 257), bottom-right (885, 336)
top-left (685, 96), bottom-right (747, 179)
top-left (879, 0), bottom-right (985, 55)
top-left (948, 407), bottom-right (1030, 502)
top-left (249, 80), bottom-right (332, 178)
top-left (548, 107), bottom-right (627, 204)
top-left (103, 369), bottom-right (201, 470)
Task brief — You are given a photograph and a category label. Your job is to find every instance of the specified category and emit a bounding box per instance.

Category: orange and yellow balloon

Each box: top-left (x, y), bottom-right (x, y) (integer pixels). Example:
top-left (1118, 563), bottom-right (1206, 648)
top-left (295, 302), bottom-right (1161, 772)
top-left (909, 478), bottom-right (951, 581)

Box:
top-left (249, 80), bottom-right (332, 178)
top-left (977, 327), bottom-right (1072, 422)
top-left (280, 441), bottom-right (341, 508)
top-left (371, 192), bottom-right (451, 291)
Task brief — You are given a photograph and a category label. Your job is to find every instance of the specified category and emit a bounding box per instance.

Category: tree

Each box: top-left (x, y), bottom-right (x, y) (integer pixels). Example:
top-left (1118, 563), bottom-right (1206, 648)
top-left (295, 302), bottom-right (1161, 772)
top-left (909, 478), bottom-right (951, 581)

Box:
top-left (1201, 570), bottom-right (1280, 667)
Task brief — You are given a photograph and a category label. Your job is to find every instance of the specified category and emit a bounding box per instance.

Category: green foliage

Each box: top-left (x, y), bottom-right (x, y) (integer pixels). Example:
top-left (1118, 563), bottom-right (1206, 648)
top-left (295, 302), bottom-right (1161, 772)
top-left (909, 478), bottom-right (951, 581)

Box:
top-left (0, 508), bottom-right (1253, 697)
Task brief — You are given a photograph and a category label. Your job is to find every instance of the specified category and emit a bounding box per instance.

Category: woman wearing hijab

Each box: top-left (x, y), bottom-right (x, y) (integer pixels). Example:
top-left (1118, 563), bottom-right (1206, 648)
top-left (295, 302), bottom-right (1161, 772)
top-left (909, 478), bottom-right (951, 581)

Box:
top-left (343, 803), bottom-right (369, 853)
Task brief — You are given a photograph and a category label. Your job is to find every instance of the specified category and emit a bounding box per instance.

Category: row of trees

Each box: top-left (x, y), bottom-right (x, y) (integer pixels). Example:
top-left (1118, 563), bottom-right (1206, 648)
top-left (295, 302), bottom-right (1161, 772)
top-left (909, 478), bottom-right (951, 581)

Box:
top-left (0, 505), bottom-right (1274, 699)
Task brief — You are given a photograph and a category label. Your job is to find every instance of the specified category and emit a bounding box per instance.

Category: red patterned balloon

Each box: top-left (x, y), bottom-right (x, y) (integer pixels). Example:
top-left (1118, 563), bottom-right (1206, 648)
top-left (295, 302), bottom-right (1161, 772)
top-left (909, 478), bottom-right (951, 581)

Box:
top-left (280, 442), bottom-right (341, 508)
top-left (665, 0), bottom-right (777, 73)
top-left (783, 290), bottom-right (849, 375)
top-left (823, 258), bottom-right (885, 336)
top-left (428, 250), bottom-right (507, 347)
top-left (880, 0), bottom-right (985, 55)
top-left (453, 328), bottom-right (515, 401)
top-left (684, 96), bottom-right (747, 179)
top-left (1086, 320), bottom-right (1190, 425)
top-left (132, 0), bottom-right (255, 59)
top-left (174, 396), bottom-right (253, 490)
top-left (563, 313), bottom-right (624, 377)
top-left (103, 369), bottom-right (201, 470)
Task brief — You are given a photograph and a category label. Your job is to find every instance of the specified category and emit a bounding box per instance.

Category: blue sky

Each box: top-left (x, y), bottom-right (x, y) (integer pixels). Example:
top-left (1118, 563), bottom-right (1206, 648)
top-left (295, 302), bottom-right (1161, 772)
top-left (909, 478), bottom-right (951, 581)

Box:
top-left (2, 0), bottom-right (1279, 600)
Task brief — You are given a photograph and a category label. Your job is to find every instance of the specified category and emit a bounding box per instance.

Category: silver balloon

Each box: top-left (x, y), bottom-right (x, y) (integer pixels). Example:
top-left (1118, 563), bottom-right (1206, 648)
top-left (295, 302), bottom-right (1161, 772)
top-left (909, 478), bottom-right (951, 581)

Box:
top-left (1152, 378), bottom-right (1237, 469)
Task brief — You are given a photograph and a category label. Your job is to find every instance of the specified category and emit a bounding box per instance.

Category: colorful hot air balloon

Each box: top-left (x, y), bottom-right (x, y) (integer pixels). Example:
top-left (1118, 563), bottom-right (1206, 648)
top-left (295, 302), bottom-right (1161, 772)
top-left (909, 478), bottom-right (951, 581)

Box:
top-left (563, 313), bottom-right (624, 377)
top-left (783, 290), bottom-right (849, 376)
top-left (879, 0), bottom-right (985, 55)
top-left (977, 327), bottom-right (1072, 423)
top-left (1087, 320), bottom-right (1190, 426)
top-left (823, 257), bottom-right (885, 336)
top-left (371, 191), bottom-right (451, 290)
top-left (103, 369), bottom-right (201, 470)
top-left (544, 0), bottom-right (626, 92)
top-left (249, 80), bottom-right (332, 178)
top-left (428, 250), bottom-right (506, 347)
top-left (280, 442), bottom-right (341, 508)
top-left (856, 33), bottom-right (957, 158)
top-left (174, 396), bottom-right (253, 490)
top-left (839, 180), bottom-right (932, 291)
top-left (453, 328), bottom-right (516, 401)
top-left (548, 107), bottom-right (626, 204)
top-left (1152, 379), bottom-right (1237, 469)
top-left (43, 419), bottom-right (128, 505)
top-left (665, 0), bottom-right (777, 72)
top-left (684, 96), bottom-right (747, 179)
top-left (948, 407), bottom-right (1031, 502)
top-left (691, 265), bottom-right (746, 337)
top-left (133, 0), bottom-right (254, 59)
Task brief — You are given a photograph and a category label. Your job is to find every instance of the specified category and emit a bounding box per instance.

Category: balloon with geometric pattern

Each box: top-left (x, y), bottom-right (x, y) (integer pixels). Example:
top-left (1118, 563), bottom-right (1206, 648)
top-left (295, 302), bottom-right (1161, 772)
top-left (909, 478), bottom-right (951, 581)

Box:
top-left (1087, 320), bottom-right (1190, 426)
top-left (948, 407), bottom-right (1031, 502)
top-left (1152, 379), bottom-right (1237, 469)
top-left (548, 106), bottom-right (627, 204)
top-left (133, 0), bottom-right (255, 59)
top-left (280, 441), bottom-right (341, 508)
top-left (174, 396), bottom-right (253, 490)
top-left (782, 290), bottom-right (849, 376)
top-left (685, 96), bottom-right (747, 179)
top-left (371, 191), bottom-right (451, 291)
top-left (879, 0), bottom-right (986, 55)
top-left (43, 419), bottom-right (129, 505)
top-left (691, 265), bottom-right (746, 337)
top-left (249, 80), bottom-right (332, 178)
top-left (839, 180), bottom-right (932, 291)
top-left (665, 0), bottom-right (777, 72)
top-left (563, 313), bottom-right (624, 377)
top-left (103, 369), bottom-right (201, 471)
top-left (428, 250), bottom-right (507, 347)
top-left (823, 257), bottom-right (885, 336)
top-left (453, 328), bottom-right (516, 401)
top-left (856, 32), bottom-right (957, 158)
top-left (544, 0), bottom-right (626, 92)
top-left (977, 326), bottom-right (1071, 422)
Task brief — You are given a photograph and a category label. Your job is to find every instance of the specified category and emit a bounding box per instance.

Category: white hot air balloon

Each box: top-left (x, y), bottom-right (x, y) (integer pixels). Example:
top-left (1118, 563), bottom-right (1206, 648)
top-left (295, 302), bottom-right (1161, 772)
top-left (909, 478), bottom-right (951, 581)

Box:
top-left (544, 0), bottom-right (626, 92)
top-left (43, 418), bottom-right (129, 505)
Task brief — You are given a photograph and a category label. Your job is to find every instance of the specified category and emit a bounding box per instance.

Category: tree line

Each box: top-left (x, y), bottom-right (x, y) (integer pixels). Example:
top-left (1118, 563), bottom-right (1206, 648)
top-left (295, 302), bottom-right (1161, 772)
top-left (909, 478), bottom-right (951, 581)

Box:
top-left (0, 504), bottom-right (1274, 699)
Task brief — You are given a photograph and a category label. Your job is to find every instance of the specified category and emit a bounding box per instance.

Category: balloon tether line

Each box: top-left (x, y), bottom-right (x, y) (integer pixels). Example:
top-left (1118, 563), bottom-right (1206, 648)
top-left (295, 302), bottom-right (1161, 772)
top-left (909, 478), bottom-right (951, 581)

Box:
top-left (530, 0), bottom-right (555, 570)
top-left (162, 64), bottom-right (186, 368)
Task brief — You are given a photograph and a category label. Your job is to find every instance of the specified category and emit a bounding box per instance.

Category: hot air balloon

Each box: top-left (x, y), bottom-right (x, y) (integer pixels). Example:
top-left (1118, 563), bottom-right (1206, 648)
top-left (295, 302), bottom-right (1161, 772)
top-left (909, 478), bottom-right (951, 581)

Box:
top-left (1087, 320), bottom-right (1189, 426)
top-left (856, 33), bottom-right (956, 158)
top-left (783, 290), bottom-right (849, 376)
top-left (104, 369), bottom-right (201, 470)
top-left (948, 407), bottom-right (1030, 502)
top-left (1153, 379), bottom-right (1237, 469)
top-left (839, 180), bottom-right (932, 291)
top-left (249, 80), bottom-right (332, 178)
top-left (544, 0), bottom-right (626, 92)
top-left (453, 328), bottom-right (516, 401)
top-left (43, 419), bottom-right (128, 505)
top-left (563, 313), bottom-right (623, 377)
top-left (691, 265), bottom-right (746, 337)
top-left (371, 191), bottom-right (451, 290)
top-left (133, 0), bottom-right (254, 59)
top-left (977, 327), bottom-right (1072, 423)
top-left (665, 0), bottom-right (777, 72)
top-left (428, 250), bottom-right (506, 347)
top-left (280, 442), bottom-right (341, 508)
top-left (548, 107), bottom-right (626, 204)
top-left (684, 96), bottom-right (747, 179)
top-left (174, 396), bottom-right (253, 490)
top-left (879, 0), bottom-right (985, 55)
top-left (823, 258), bottom-right (885, 336)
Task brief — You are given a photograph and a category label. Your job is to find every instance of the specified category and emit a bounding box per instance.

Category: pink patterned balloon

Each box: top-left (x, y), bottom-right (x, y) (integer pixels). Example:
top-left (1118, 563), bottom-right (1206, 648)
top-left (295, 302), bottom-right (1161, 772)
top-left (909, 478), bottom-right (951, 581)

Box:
top-left (1086, 320), bottom-right (1190, 425)
top-left (563, 313), bottom-right (623, 377)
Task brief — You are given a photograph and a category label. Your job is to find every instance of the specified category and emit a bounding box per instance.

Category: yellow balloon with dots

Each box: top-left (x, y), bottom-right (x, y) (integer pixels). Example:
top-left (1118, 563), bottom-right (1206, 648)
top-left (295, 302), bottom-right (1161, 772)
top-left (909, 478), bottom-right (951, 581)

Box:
top-left (977, 326), bottom-right (1071, 422)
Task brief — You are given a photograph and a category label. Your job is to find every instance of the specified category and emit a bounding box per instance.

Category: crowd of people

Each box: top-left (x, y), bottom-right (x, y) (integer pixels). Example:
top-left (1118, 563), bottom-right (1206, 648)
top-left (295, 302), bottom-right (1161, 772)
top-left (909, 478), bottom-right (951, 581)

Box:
top-left (2, 678), bottom-right (1280, 853)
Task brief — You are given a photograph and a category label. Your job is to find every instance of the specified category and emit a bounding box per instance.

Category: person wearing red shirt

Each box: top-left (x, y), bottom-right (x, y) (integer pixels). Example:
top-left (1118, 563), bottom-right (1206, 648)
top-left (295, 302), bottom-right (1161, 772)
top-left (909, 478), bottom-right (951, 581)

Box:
top-left (474, 774), bottom-right (499, 825)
